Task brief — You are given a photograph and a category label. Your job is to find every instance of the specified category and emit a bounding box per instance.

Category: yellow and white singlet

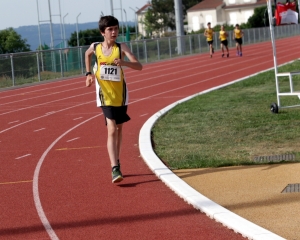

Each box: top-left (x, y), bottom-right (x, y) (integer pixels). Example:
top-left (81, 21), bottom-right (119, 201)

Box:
top-left (93, 43), bottom-right (128, 107)
top-left (219, 30), bottom-right (227, 41)
top-left (205, 28), bottom-right (213, 41)
top-left (234, 29), bottom-right (242, 39)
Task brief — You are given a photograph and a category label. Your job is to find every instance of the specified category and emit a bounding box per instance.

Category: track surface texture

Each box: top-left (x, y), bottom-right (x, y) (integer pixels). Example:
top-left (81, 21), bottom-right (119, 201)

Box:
top-left (1, 36), bottom-right (299, 240)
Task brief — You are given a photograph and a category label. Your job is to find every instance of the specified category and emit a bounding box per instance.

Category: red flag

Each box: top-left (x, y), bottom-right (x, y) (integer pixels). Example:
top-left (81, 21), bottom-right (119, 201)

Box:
top-left (275, 2), bottom-right (297, 25)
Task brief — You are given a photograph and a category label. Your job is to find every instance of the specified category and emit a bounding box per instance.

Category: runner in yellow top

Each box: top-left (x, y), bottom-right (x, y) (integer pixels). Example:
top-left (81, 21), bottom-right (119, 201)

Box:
top-left (219, 25), bottom-right (229, 58)
top-left (233, 24), bottom-right (244, 56)
top-left (204, 22), bottom-right (214, 58)
top-left (85, 16), bottom-right (142, 183)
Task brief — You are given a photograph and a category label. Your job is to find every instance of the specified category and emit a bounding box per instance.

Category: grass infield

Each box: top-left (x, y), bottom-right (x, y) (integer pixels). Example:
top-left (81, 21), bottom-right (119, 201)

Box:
top-left (152, 60), bottom-right (300, 169)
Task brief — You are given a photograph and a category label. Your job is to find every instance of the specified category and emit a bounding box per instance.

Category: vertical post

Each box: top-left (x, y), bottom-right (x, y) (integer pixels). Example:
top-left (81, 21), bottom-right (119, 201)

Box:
top-left (48, 0), bottom-right (54, 48)
top-left (79, 47), bottom-right (84, 74)
top-left (76, 13), bottom-right (81, 70)
top-left (144, 40), bottom-right (148, 63)
top-left (129, 7), bottom-right (138, 39)
top-left (58, 0), bottom-right (63, 46)
top-left (110, 0), bottom-right (114, 16)
top-left (59, 49), bottom-right (64, 77)
top-left (120, 0), bottom-right (124, 39)
top-left (174, 0), bottom-right (185, 54)
top-left (76, 13), bottom-right (81, 47)
top-left (157, 39), bottom-right (160, 61)
top-left (10, 54), bottom-right (15, 86)
top-left (36, 52), bottom-right (41, 82)
top-left (198, 34), bottom-right (201, 53)
top-left (36, 0), bottom-right (44, 71)
top-left (169, 37), bottom-right (172, 58)
top-left (63, 13), bottom-right (69, 48)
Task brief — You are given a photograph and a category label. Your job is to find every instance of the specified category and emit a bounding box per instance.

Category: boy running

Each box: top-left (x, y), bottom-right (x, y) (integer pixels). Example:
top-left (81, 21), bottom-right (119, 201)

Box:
top-left (219, 25), bottom-right (229, 58)
top-left (204, 22), bottom-right (214, 58)
top-left (233, 24), bottom-right (244, 56)
top-left (85, 16), bottom-right (143, 183)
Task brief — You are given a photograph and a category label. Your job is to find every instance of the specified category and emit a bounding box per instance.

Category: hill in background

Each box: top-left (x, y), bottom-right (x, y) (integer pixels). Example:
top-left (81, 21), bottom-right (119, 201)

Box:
top-left (14, 21), bottom-right (134, 51)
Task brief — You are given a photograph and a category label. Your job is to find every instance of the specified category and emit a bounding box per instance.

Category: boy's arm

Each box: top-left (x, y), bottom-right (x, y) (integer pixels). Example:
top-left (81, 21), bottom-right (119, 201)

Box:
top-left (113, 43), bottom-right (143, 71)
top-left (85, 43), bottom-right (95, 87)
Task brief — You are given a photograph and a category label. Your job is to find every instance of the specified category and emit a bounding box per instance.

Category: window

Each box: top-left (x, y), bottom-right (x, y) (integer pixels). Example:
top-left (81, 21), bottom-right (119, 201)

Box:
top-left (205, 15), bottom-right (212, 25)
top-left (229, 0), bottom-right (236, 3)
top-left (244, 0), bottom-right (251, 2)
top-left (244, 10), bottom-right (253, 22)
top-left (229, 12), bottom-right (237, 25)
top-left (192, 16), bottom-right (200, 31)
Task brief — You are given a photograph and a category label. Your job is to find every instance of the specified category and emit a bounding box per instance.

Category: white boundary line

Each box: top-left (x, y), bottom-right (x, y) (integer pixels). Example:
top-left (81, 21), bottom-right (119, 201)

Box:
top-left (138, 65), bottom-right (294, 240)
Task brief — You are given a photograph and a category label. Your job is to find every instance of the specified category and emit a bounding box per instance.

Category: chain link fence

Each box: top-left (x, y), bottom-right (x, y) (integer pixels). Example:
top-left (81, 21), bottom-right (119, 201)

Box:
top-left (1, 24), bottom-right (299, 88)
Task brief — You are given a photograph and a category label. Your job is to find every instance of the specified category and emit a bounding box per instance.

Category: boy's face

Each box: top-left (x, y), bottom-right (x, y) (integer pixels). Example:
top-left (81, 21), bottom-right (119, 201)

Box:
top-left (102, 25), bottom-right (119, 41)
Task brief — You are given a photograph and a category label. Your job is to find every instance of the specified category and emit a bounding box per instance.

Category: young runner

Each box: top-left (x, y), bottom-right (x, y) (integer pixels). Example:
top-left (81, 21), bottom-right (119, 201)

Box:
top-left (204, 22), bottom-right (214, 58)
top-left (85, 16), bottom-right (143, 183)
top-left (233, 24), bottom-right (244, 56)
top-left (219, 25), bottom-right (229, 58)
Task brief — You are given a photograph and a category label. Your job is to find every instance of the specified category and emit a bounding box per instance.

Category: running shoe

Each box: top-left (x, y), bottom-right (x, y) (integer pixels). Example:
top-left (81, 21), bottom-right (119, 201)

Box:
top-left (210, 55), bottom-right (212, 58)
top-left (222, 54), bottom-right (224, 58)
top-left (212, 48), bottom-right (214, 54)
top-left (239, 52), bottom-right (243, 57)
top-left (112, 166), bottom-right (123, 183)
top-left (236, 51), bottom-right (239, 56)
top-left (227, 53), bottom-right (229, 58)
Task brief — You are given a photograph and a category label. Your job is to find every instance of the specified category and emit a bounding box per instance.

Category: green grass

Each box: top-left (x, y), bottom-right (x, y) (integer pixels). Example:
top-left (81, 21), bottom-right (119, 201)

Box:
top-left (152, 60), bottom-right (300, 169)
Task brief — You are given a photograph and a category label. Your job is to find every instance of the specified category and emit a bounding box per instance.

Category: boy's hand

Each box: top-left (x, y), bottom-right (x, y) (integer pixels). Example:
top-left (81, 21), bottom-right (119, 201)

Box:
top-left (86, 75), bottom-right (94, 87)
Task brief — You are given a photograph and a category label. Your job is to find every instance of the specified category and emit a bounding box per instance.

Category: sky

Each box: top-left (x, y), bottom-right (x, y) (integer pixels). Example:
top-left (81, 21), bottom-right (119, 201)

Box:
top-left (0, 0), bottom-right (148, 30)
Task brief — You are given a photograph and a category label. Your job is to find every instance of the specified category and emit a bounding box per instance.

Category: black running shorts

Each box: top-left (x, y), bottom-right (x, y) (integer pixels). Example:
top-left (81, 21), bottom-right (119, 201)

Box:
top-left (221, 40), bottom-right (228, 46)
top-left (101, 106), bottom-right (131, 125)
top-left (235, 38), bottom-right (243, 45)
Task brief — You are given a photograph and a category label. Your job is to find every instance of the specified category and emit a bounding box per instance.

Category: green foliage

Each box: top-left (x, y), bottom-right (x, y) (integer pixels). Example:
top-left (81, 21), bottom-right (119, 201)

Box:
top-left (247, 6), bottom-right (269, 28)
top-left (68, 29), bottom-right (104, 47)
top-left (143, 0), bottom-right (202, 35)
top-left (0, 28), bottom-right (31, 53)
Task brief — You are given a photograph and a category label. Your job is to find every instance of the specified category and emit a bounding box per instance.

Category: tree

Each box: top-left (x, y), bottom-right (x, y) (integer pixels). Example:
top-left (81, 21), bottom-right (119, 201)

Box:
top-left (143, 0), bottom-right (202, 36)
top-left (0, 28), bottom-right (31, 54)
top-left (68, 29), bottom-right (104, 47)
top-left (247, 6), bottom-right (269, 28)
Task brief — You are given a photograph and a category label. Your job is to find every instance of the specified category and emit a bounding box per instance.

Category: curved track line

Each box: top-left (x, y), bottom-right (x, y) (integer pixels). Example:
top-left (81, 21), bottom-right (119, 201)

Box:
top-left (33, 113), bottom-right (101, 240)
top-left (138, 65), bottom-right (291, 240)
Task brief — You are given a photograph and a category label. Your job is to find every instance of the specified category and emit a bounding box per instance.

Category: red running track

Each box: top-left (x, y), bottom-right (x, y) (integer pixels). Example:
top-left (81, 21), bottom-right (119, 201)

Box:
top-left (0, 36), bottom-right (299, 240)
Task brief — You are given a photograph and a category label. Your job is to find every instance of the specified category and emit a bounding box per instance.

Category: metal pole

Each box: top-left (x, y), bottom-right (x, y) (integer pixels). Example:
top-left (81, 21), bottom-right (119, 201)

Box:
top-left (63, 13), bottom-right (68, 48)
top-left (76, 13), bottom-right (81, 47)
top-left (174, 0), bottom-right (185, 54)
top-left (10, 54), bottom-right (15, 86)
top-left (110, 0), bottom-right (114, 16)
top-left (124, 9), bottom-right (128, 40)
top-left (36, 0), bottom-right (42, 50)
top-left (120, 0), bottom-right (124, 38)
top-left (58, 0), bottom-right (63, 47)
top-left (47, 0), bottom-right (54, 48)
top-left (129, 7), bottom-right (138, 39)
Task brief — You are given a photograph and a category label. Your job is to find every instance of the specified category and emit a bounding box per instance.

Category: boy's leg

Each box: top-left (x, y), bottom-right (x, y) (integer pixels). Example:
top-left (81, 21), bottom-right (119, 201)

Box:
top-left (106, 118), bottom-right (119, 167)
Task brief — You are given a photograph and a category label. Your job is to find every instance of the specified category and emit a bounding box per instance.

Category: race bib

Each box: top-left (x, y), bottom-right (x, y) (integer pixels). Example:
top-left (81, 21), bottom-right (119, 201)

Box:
top-left (100, 65), bottom-right (121, 81)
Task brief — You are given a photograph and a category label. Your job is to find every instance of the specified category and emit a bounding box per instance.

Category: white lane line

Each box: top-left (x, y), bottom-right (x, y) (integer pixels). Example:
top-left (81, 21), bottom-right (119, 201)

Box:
top-left (33, 114), bottom-right (101, 240)
top-left (73, 117), bottom-right (83, 120)
top-left (16, 154), bottom-right (31, 160)
top-left (0, 101), bottom-right (93, 134)
top-left (8, 120), bottom-right (20, 124)
top-left (66, 137), bottom-right (80, 142)
top-left (32, 59), bottom-right (295, 239)
top-left (34, 128), bottom-right (46, 132)
top-left (140, 113), bottom-right (148, 117)
top-left (45, 111), bottom-right (56, 115)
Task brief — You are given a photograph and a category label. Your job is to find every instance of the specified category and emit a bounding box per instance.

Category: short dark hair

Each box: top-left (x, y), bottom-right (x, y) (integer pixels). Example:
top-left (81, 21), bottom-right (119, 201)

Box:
top-left (235, 24), bottom-right (239, 27)
top-left (98, 16), bottom-right (119, 33)
top-left (207, 22), bottom-right (211, 25)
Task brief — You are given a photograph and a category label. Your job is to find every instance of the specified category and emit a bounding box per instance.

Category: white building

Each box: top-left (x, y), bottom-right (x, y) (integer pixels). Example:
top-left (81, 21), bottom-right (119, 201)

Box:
top-left (187, 0), bottom-right (266, 32)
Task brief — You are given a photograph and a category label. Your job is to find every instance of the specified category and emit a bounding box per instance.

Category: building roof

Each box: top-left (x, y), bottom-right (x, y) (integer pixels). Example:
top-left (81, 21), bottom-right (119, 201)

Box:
top-left (223, 0), bottom-right (266, 9)
top-left (136, 3), bottom-right (151, 14)
top-left (187, 0), bottom-right (224, 12)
